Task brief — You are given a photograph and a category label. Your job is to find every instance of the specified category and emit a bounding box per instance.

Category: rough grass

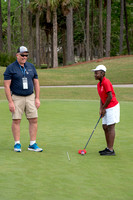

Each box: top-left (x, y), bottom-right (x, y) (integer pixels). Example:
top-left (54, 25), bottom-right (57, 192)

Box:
top-left (37, 56), bottom-right (133, 85)
top-left (0, 56), bottom-right (133, 86)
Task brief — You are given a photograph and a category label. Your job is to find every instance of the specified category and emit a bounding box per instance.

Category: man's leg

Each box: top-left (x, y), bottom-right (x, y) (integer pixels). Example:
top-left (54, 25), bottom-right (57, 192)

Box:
top-left (12, 119), bottom-right (22, 152)
top-left (12, 119), bottom-right (21, 141)
top-left (27, 118), bottom-right (43, 152)
top-left (28, 118), bottom-right (37, 141)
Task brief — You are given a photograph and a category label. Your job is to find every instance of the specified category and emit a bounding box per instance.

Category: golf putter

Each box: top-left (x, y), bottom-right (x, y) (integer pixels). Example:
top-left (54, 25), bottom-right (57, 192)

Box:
top-left (78, 115), bottom-right (102, 155)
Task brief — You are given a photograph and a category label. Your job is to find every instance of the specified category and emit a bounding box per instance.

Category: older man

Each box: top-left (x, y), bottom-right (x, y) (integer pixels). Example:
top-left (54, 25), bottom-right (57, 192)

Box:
top-left (4, 46), bottom-right (43, 152)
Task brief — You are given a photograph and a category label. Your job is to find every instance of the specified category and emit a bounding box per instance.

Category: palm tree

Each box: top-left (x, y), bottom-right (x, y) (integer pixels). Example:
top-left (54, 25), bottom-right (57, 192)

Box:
top-left (99, 0), bottom-right (103, 58)
top-left (0, 0), bottom-right (3, 52)
top-left (62, 0), bottom-right (80, 64)
top-left (50, 0), bottom-right (59, 68)
top-left (7, 0), bottom-right (11, 53)
top-left (66, 7), bottom-right (74, 64)
top-left (29, 0), bottom-right (80, 67)
top-left (105, 0), bottom-right (111, 57)
top-left (52, 6), bottom-right (58, 68)
top-left (90, 0), bottom-right (94, 60)
top-left (119, 0), bottom-right (124, 54)
top-left (29, 0), bottom-right (59, 68)
top-left (29, 0), bottom-right (46, 67)
top-left (28, 9), bottom-right (34, 60)
top-left (21, 0), bottom-right (24, 45)
top-left (36, 9), bottom-right (40, 67)
top-left (124, 0), bottom-right (130, 55)
top-left (85, 0), bottom-right (90, 61)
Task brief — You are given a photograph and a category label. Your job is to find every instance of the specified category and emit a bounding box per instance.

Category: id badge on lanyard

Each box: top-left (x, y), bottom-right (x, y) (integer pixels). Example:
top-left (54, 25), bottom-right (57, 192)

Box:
top-left (22, 77), bottom-right (28, 89)
top-left (20, 65), bottom-right (28, 89)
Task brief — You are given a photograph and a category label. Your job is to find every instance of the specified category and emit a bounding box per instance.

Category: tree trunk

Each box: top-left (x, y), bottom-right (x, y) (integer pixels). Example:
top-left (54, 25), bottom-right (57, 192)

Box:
top-left (105, 0), bottom-right (111, 57)
top-left (52, 8), bottom-right (58, 68)
top-left (28, 11), bottom-right (34, 60)
top-left (124, 0), bottom-right (130, 55)
top-left (62, 28), bottom-right (66, 66)
top-left (46, 30), bottom-right (51, 68)
top-left (119, 0), bottom-right (124, 54)
top-left (51, 28), bottom-right (53, 68)
top-left (99, 0), bottom-right (103, 58)
top-left (90, 0), bottom-right (94, 60)
top-left (7, 0), bottom-right (11, 53)
top-left (0, 0), bottom-right (3, 52)
top-left (47, 37), bottom-right (51, 69)
top-left (46, 0), bottom-right (51, 23)
top-left (66, 7), bottom-right (74, 64)
top-left (85, 0), bottom-right (90, 61)
top-left (21, 0), bottom-right (24, 45)
top-left (36, 11), bottom-right (40, 67)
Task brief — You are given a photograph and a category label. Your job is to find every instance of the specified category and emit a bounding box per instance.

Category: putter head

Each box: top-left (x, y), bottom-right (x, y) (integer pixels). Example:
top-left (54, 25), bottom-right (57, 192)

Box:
top-left (78, 149), bottom-right (87, 154)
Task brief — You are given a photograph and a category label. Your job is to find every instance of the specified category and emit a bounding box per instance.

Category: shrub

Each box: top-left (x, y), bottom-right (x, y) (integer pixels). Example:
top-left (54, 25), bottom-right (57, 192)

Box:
top-left (0, 53), bottom-right (16, 67)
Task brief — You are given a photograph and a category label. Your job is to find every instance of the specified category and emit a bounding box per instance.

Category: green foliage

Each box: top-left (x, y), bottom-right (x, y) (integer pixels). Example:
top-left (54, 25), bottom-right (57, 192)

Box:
top-left (0, 52), bottom-right (16, 67)
top-left (73, 0), bottom-right (85, 45)
top-left (1, 0), bottom-right (30, 52)
top-left (1, 0), bottom-right (133, 61)
top-left (58, 52), bottom-right (63, 65)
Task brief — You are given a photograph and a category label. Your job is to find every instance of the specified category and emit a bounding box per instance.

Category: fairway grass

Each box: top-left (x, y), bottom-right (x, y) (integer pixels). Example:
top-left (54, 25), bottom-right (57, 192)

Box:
top-left (0, 87), bottom-right (133, 102)
top-left (0, 99), bottom-right (133, 200)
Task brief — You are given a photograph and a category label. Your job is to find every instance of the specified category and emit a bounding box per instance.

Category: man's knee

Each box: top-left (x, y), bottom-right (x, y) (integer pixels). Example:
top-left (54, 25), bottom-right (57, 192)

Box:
top-left (28, 118), bottom-right (37, 124)
top-left (12, 119), bottom-right (21, 125)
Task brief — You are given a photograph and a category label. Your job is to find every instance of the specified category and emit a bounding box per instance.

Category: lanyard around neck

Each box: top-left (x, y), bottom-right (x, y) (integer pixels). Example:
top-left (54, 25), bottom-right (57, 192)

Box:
top-left (19, 65), bottom-right (26, 77)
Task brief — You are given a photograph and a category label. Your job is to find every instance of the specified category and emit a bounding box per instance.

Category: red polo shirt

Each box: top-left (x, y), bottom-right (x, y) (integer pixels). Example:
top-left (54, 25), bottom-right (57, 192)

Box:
top-left (97, 77), bottom-right (119, 109)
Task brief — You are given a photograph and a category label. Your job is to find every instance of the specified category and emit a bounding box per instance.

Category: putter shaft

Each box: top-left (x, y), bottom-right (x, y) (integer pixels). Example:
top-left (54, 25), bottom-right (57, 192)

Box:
top-left (84, 115), bottom-right (102, 150)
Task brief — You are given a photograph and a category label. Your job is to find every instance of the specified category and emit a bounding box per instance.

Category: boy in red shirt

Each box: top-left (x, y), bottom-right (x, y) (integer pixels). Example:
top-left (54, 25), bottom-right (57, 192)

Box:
top-left (92, 65), bottom-right (120, 156)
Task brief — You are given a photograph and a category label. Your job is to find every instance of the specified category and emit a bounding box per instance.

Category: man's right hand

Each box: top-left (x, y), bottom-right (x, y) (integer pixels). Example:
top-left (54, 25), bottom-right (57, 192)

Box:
top-left (9, 101), bottom-right (15, 112)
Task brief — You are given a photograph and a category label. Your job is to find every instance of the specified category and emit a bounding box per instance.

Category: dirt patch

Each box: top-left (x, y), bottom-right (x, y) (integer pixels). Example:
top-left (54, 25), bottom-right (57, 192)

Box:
top-left (59, 55), bottom-right (133, 69)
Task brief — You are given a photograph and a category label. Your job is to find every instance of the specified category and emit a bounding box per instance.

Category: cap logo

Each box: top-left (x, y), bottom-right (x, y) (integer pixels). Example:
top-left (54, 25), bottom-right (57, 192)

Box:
top-left (17, 46), bottom-right (29, 53)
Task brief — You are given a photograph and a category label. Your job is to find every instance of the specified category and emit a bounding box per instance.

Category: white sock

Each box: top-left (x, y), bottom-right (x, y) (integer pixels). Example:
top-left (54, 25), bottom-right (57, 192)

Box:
top-left (30, 141), bottom-right (36, 146)
top-left (15, 141), bottom-right (20, 145)
top-left (107, 147), bottom-right (113, 152)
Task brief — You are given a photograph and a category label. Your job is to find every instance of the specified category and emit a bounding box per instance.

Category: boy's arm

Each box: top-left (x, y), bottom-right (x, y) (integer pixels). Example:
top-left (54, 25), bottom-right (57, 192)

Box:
top-left (100, 91), bottom-right (112, 116)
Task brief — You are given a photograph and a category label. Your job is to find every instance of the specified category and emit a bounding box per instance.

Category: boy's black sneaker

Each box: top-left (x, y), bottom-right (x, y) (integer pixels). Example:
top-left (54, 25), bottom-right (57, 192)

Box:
top-left (99, 148), bottom-right (108, 154)
top-left (100, 148), bottom-right (115, 156)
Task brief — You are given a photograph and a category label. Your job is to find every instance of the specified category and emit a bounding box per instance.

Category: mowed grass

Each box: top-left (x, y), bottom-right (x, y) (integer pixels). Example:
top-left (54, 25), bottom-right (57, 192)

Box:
top-left (0, 86), bottom-right (133, 200)
top-left (0, 56), bottom-right (133, 86)
top-left (0, 99), bottom-right (133, 200)
top-left (0, 56), bottom-right (133, 199)
top-left (0, 87), bottom-right (133, 102)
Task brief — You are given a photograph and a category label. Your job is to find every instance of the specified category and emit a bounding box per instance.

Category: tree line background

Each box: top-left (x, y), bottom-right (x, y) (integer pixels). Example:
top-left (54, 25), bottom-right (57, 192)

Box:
top-left (0, 0), bottom-right (133, 68)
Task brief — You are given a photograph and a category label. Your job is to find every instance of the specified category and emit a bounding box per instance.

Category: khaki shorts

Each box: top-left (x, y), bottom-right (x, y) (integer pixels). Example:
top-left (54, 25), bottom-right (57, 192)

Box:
top-left (12, 93), bottom-right (38, 119)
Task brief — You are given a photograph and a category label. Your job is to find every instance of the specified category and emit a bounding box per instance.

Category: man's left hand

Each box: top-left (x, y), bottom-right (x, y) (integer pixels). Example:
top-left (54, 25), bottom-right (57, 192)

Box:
top-left (35, 98), bottom-right (40, 109)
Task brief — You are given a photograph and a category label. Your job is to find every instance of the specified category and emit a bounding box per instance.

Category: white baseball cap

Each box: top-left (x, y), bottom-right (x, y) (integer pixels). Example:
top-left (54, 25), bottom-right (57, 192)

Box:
top-left (91, 65), bottom-right (106, 72)
top-left (17, 46), bottom-right (29, 53)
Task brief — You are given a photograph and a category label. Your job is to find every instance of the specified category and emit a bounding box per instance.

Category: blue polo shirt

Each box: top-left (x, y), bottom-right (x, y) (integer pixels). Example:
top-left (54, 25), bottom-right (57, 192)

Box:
top-left (4, 60), bottom-right (38, 96)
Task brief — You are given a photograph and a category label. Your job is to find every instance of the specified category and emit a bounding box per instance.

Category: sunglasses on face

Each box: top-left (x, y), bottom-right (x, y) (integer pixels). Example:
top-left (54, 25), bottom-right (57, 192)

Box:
top-left (20, 54), bottom-right (28, 57)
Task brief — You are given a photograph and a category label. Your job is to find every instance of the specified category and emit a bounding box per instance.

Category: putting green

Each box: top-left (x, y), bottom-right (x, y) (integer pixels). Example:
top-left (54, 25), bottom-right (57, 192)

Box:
top-left (0, 100), bottom-right (133, 200)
